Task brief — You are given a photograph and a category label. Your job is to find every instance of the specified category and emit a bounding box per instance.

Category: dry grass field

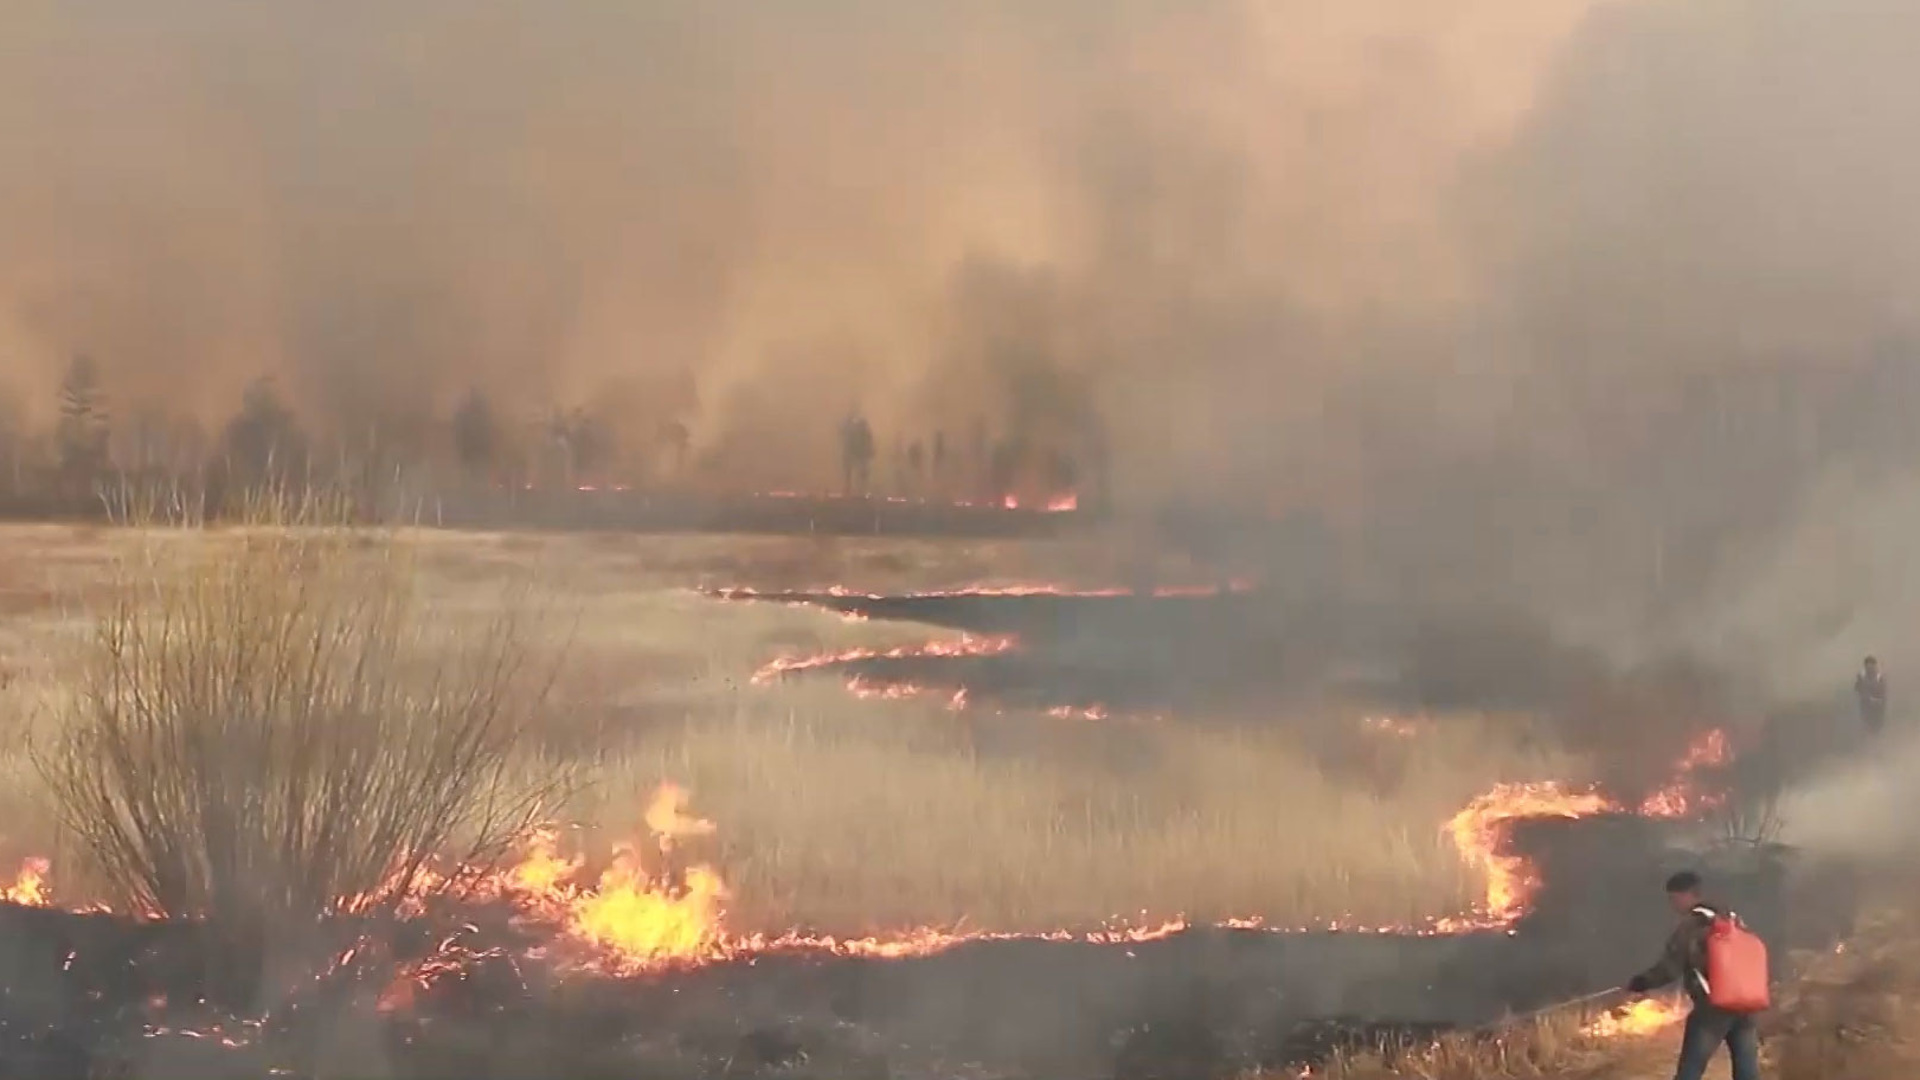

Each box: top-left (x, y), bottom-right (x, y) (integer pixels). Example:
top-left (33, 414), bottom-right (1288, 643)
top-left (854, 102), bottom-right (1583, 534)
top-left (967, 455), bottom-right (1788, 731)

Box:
top-left (0, 522), bottom-right (1582, 936)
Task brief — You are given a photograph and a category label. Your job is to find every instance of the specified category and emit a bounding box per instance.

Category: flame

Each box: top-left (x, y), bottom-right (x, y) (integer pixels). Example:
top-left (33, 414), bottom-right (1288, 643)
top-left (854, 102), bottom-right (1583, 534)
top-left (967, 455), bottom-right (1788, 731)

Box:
top-left (1443, 783), bottom-right (1616, 925)
top-left (2, 857), bottom-right (51, 907)
top-left (1047, 703), bottom-right (1112, 721)
top-left (0, 718), bottom-right (1751, 999)
top-left (750, 632), bottom-right (1018, 684)
top-left (1581, 996), bottom-right (1688, 1038)
top-left (1043, 493), bottom-right (1079, 512)
top-left (566, 855), bottom-right (730, 973)
top-left (508, 827), bottom-right (585, 895)
top-left (713, 580), bottom-right (1256, 603)
top-left (1360, 715), bottom-right (1423, 739)
top-left (643, 782), bottom-right (716, 850)
top-left (1639, 728), bottom-right (1732, 818)
top-left (846, 675), bottom-right (942, 702)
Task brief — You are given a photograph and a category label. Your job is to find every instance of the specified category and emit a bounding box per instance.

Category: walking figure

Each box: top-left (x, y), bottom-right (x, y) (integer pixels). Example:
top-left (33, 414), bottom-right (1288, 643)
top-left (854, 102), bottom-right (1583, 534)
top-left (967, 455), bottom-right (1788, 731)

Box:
top-left (840, 411), bottom-right (875, 496)
top-left (1626, 871), bottom-right (1765, 1080)
top-left (906, 440), bottom-right (925, 494)
top-left (1856, 655), bottom-right (1888, 734)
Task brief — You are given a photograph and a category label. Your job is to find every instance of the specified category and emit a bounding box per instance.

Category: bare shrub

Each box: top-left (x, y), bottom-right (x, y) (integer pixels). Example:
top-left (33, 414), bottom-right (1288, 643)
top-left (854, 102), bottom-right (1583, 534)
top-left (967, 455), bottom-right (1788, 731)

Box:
top-left (33, 493), bottom-right (572, 932)
top-left (1715, 718), bottom-right (1788, 848)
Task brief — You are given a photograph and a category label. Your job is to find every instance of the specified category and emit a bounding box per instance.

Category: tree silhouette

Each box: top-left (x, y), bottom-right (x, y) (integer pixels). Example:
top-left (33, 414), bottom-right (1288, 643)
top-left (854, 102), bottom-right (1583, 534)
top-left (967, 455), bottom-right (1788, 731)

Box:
top-left (55, 355), bottom-right (110, 487)
top-left (451, 388), bottom-right (499, 481)
top-left (547, 408), bottom-right (609, 486)
top-left (221, 376), bottom-right (306, 487)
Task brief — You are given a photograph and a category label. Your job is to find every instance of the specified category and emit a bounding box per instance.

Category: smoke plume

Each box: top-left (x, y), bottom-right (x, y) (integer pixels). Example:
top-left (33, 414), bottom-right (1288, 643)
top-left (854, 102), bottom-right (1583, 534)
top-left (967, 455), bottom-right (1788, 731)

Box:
top-left (6, 0), bottom-right (1920, 674)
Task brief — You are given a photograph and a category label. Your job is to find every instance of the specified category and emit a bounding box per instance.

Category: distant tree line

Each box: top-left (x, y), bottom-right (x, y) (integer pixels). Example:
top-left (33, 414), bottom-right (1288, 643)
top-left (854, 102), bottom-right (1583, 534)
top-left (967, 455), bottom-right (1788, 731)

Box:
top-left (0, 357), bottom-right (701, 521)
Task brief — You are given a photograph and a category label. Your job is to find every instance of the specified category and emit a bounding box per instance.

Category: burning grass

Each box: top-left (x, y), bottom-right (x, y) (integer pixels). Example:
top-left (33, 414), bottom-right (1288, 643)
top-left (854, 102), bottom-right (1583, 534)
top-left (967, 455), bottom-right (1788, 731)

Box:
top-left (0, 523), bottom-right (1583, 941)
top-left (1297, 1006), bottom-right (1680, 1080)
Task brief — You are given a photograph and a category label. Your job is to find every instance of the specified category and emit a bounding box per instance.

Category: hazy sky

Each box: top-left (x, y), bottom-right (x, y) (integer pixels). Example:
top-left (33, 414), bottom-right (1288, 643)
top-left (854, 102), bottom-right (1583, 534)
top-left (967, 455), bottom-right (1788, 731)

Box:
top-left (6, 0), bottom-right (1920, 674)
top-left (0, 0), bottom-right (1595, 466)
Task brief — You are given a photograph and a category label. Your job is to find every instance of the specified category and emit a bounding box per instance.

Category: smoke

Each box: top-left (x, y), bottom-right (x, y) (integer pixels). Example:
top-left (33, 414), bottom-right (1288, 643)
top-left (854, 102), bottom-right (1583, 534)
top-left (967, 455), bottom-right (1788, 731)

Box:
top-left (1777, 727), bottom-right (1920, 863)
top-left (0, 0), bottom-right (1589, 464)
top-left (6, 0), bottom-right (1920, 668)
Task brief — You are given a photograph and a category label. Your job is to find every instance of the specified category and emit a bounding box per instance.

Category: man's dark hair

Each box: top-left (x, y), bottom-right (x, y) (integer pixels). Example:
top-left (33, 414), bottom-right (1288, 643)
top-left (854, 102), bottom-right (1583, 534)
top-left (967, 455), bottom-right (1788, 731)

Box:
top-left (1665, 870), bottom-right (1703, 895)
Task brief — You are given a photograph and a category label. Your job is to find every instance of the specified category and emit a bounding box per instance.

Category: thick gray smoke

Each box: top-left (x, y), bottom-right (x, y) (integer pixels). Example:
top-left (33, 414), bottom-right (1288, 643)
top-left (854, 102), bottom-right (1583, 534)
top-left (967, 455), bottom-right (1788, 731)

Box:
top-left (1777, 727), bottom-right (1920, 863)
top-left (5, 0), bottom-right (1920, 678)
top-left (0, 0), bottom-right (1591, 466)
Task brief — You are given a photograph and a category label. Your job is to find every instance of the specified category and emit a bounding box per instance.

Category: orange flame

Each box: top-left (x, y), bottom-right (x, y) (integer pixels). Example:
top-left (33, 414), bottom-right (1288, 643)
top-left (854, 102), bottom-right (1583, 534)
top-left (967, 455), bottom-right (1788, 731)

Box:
top-left (751, 632), bottom-right (1019, 685)
top-left (1443, 783), bottom-right (1616, 925)
top-left (643, 782), bottom-right (717, 851)
top-left (2, 857), bottom-right (51, 907)
top-left (715, 580), bottom-right (1256, 603)
top-left (1582, 996), bottom-right (1688, 1038)
top-left (1639, 728), bottom-right (1732, 818)
top-left (508, 827), bottom-right (585, 895)
top-left (566, 855), bottom-right (730, 973)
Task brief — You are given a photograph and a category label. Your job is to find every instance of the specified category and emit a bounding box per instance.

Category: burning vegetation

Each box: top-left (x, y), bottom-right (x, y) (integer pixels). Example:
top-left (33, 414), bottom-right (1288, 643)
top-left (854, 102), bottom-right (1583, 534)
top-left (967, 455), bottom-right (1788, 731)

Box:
top-left (0, 515), bottom-right (1825, 1078)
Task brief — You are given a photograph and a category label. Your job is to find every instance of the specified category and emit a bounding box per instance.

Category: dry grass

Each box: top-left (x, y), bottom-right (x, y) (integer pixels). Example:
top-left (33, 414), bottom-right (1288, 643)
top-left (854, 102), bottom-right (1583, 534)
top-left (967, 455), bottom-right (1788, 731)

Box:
top-left (1308, 1012), bottom-right (1635, 1080)
top-left (1766, 893), bottom-right (1920, 1079)
top-left (28, 513), bottom-right (570, 925)
top-left (1285, 886), bottom-right (1920, 1080)
top-left (0, 523), bottom-right (1581, 936)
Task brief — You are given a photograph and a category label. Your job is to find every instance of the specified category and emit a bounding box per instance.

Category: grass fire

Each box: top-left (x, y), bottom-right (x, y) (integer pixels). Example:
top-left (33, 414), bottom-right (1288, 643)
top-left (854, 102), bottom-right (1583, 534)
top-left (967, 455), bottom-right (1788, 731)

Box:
top-left (6, 3), bottom-right (1920, 1073)
top-left (0, 503), bottom-right (1902, 1080)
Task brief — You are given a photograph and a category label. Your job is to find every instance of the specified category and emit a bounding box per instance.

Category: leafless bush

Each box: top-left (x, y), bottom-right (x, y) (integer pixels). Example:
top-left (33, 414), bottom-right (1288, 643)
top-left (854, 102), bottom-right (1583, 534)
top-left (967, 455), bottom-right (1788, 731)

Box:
top-left (1715, 719), bottom-right (1788, 848)
top-left (33, 490), bottom-right (572, 931)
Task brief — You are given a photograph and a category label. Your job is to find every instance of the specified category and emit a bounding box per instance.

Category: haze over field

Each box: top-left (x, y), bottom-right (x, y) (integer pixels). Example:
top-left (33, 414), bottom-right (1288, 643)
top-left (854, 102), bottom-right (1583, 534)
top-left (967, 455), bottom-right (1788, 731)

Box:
top-left (4, 0), bottom-right (1920, 689)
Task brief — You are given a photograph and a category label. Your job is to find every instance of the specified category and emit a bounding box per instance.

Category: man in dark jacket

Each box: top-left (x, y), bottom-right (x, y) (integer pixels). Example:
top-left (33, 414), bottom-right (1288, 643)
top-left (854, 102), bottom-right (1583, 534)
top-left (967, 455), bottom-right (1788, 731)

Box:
top-left (1856, 656), bottom-right (1888, 734)
top-left (1627, 871), bottom-right (1760, 1080)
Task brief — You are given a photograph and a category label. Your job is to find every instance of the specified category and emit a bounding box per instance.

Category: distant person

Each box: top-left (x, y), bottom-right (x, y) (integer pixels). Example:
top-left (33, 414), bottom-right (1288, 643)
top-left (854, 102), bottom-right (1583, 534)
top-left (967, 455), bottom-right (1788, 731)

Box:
top-left (1626, 871), bottom-right (1765, 1080)
top-left (840, 412), bottom-right (875, 496)
top-left (660, 420), bottom-right (690, 475)
top-left (906, 440), bottom-right (925, 492)
top-left (1855, 656), bottom-right (1888, 734)
top-left (931, 430), bottom-right (947, 480)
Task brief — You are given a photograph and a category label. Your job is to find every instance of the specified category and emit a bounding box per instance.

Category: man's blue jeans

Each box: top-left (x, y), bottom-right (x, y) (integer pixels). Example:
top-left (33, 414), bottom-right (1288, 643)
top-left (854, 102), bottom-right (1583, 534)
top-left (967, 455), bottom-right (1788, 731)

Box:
top-left (1674, 1005), bottom-right (1761, 1080)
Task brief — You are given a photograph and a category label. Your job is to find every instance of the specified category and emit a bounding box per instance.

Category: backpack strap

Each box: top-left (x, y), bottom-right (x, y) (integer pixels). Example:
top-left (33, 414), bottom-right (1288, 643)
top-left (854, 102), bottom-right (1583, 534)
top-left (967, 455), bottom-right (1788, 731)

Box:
top-left (1686, 905), bottom-right (1720, 999)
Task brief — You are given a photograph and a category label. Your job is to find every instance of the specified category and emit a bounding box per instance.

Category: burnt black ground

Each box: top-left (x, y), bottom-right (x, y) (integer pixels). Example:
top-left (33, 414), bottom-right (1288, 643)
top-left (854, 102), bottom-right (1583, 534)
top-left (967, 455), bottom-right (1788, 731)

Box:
top-left (728, 588), bottom-right (1608, 718)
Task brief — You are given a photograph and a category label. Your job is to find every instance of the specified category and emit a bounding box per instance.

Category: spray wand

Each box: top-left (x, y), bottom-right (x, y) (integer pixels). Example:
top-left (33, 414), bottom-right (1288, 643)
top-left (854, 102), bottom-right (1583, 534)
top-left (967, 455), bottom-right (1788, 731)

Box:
top-left (1480, 986), bottom-right (1628, 1032)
